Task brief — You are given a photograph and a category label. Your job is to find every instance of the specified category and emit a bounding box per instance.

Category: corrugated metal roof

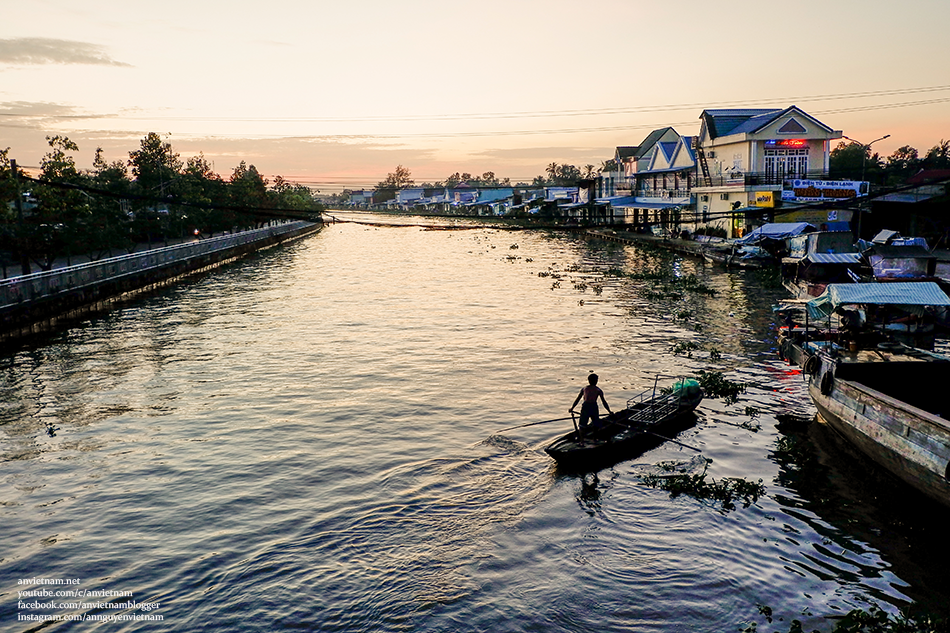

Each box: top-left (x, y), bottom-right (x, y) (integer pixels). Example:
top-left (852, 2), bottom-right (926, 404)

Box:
top-left (701, 109), bottom-right (779, 138)
top-left (806, 281), bottom-right (950, 319)
top-left (806, 253), bottom-right (862, 264)
top-left (634, 127), bottom-right (676, 158)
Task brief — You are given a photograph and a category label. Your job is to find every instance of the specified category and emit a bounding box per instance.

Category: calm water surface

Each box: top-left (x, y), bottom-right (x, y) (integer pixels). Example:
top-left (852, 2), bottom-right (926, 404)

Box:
top-left (2, 215), bottom-right (949, 632)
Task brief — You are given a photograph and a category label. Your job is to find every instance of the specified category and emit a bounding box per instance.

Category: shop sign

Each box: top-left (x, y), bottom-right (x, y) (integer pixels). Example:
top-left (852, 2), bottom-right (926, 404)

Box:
top-left (753, 191), bottom-right (776, 207)
top-left (781, 179), bottom-right (868, 201)
top-left (765, 139), bottom-right (808, 148)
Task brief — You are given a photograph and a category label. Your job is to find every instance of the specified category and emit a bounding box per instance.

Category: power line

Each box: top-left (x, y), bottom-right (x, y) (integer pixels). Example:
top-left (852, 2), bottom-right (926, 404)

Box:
top-left (3, 84), bottom-right (947, 143)
top-left (91, 84), bottom-right (950, 123)
top-left (55, 95), bottom-right (943, 143)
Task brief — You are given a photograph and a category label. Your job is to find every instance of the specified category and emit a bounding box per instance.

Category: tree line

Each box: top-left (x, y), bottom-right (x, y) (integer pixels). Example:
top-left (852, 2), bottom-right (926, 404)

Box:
top-left (364, 162), bottom-right (605, 203)
top-left (1, 133), bottom-right (322, 276)
top-left (829, 139), bottom-right (950, 183)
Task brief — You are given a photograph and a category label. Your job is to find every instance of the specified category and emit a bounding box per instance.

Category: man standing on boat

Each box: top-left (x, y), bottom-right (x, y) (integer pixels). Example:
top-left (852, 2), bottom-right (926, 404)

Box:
top-left (570, 373), bottom-right (612, 438)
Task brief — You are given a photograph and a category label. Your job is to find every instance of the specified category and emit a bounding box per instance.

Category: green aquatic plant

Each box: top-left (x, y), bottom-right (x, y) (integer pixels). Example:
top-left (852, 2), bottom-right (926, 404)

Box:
top-left (643, 287), bottom-right (684, 300)
top-left (668, 273), bottom-right (717, 296)
top-left (740, 604), bottom-right (949, 633)
top-left (641, 470), bottom-right (765, 511)
top-left (694, 370), bottom-right (746, 405)
top-left (605, 267), bottom-right (666, 281)
top-left (671, 340), bottom-right (700, 357)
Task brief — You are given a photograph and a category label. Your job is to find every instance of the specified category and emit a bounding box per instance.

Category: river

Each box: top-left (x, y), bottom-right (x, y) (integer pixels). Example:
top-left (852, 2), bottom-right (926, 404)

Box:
top-left (2, 213), bottom-right (948, 632)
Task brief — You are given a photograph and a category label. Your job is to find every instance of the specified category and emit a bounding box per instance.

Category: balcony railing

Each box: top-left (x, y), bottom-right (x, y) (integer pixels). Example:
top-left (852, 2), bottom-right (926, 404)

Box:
top-left (694, 171), bottom-right (831, 188)
top-left (615, 171), bottom-right (834, 190)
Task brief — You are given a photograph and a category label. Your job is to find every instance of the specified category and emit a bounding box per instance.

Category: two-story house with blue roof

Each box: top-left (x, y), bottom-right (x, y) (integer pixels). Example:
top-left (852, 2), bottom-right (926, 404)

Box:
top-left (601, 127), bottom-right (695, 228)
top-left (691, 106), bottom-right (842, 237)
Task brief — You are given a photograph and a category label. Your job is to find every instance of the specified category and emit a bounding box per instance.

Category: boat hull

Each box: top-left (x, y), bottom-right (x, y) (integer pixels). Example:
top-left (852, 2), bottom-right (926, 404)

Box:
top-left (808, 372), bottom-right (950, 508)
top-left (544, 397), bottom-right (702, 470)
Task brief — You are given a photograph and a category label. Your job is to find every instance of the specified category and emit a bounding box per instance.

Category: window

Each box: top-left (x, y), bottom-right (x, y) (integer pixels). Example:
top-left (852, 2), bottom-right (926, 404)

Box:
top-left (765, 148), bottom-right (809, 179)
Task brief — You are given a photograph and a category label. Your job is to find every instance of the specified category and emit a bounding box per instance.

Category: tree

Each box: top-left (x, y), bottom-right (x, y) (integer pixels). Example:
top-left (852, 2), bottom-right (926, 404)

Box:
top-left (884, 145), bottom-right (920, 184)
top-left (0, 147), bottom-right (26, 275)
top-left (374, 165), bottom-right (414, 203)
top-left (19, 136), bottom-right (92, 269)
top-left (128, 132), bottom-right (183, 196)
top-left (443, 172), bottom-right (462, 188)
top-left (88, 147), bottom-right (134, 258)
top-left (480, 171), bottom-right (498, 187)
top-left (546, 162), bottom-right (559, 183)
top-left (377, 165), bottom-right (414, 190)
top-left (829, 141), bottom-right (883, 182)
top-left (557, 164), bottom-right (582, 185)
top-left (923, 140), bottom-right (950, 169)
top-left (271, 177), bottom-right (318, 212)
top-left (229, 161), bottom-right (270, 228)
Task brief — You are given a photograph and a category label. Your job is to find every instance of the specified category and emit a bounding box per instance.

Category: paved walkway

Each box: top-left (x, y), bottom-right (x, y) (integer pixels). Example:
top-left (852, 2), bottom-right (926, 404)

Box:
top-left (1, 236), bottom-right (201, 280)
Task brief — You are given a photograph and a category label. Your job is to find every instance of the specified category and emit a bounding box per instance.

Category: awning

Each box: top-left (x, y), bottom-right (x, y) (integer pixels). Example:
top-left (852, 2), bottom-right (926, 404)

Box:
top-left (806, 281), bottom-right (950, 320)
top-left (735, 222), bottom-right (814, 244)
top-left (872, 229), bottom-right (900, 244)
top-left (805, 252), bottom-right (862, 265)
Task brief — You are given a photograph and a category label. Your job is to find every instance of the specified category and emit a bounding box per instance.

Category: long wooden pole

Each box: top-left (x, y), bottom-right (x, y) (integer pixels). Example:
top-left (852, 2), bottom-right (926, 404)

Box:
top-left (495, 416), bottom-right (575, 433)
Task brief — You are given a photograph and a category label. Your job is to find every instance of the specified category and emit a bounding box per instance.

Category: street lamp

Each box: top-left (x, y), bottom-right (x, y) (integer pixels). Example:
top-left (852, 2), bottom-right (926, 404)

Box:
top-left (842, 134), bottom-right (890, 182)
top-left (841, 134), bottom-right (889, 240)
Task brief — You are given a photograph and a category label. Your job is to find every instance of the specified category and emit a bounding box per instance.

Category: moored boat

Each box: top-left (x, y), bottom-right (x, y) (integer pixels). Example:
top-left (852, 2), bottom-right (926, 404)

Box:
top-left (778, 282), bottom-right (950, 507)
top-left (544, 379), bottom-right (703, 469)
top-left (702, 243), bottom-right (772, 269)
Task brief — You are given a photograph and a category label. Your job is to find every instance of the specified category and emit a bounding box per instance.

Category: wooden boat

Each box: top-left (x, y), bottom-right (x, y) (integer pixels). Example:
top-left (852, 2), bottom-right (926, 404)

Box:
top-left (780, 230), bottom-right (864, 300)
top-left (544, 380), bottom-right (703, 468)
top-left (701, 243), bottom-right (774, 269)
top-left (778, 282), bottom-right (950, 507)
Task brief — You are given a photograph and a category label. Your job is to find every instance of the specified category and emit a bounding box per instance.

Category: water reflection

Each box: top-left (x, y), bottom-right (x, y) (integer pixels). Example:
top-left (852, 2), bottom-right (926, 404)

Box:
top-left (1, 220), bottom-right (948, 631)
top-left (770, 413), bottom-right (950, 618)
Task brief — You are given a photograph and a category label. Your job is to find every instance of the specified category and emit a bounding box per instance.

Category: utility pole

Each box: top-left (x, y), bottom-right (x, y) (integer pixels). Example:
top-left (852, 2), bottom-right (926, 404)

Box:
top-left (10, 159), bottom-right (31, 276)
top-left (842, 134), bottom-right (889, 240)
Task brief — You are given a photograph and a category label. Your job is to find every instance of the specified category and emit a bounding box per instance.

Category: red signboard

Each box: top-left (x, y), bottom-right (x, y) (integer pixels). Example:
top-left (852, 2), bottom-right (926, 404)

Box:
top-left (765, 139), bottom-right (808, 148)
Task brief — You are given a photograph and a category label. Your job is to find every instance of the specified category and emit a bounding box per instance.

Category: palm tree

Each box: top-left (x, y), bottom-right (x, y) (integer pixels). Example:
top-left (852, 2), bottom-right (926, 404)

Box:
top-left (546, 162), bottom-right (559, 183)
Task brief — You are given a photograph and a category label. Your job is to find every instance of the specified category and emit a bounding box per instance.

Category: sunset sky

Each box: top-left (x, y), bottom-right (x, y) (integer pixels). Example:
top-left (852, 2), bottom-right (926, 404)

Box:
top-left (2, 0), bottom-right (949, 193)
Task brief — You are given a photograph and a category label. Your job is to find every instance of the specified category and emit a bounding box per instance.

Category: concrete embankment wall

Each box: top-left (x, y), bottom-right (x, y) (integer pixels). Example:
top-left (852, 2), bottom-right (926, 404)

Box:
top-left (0, 220), bottom-right (321, 337)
